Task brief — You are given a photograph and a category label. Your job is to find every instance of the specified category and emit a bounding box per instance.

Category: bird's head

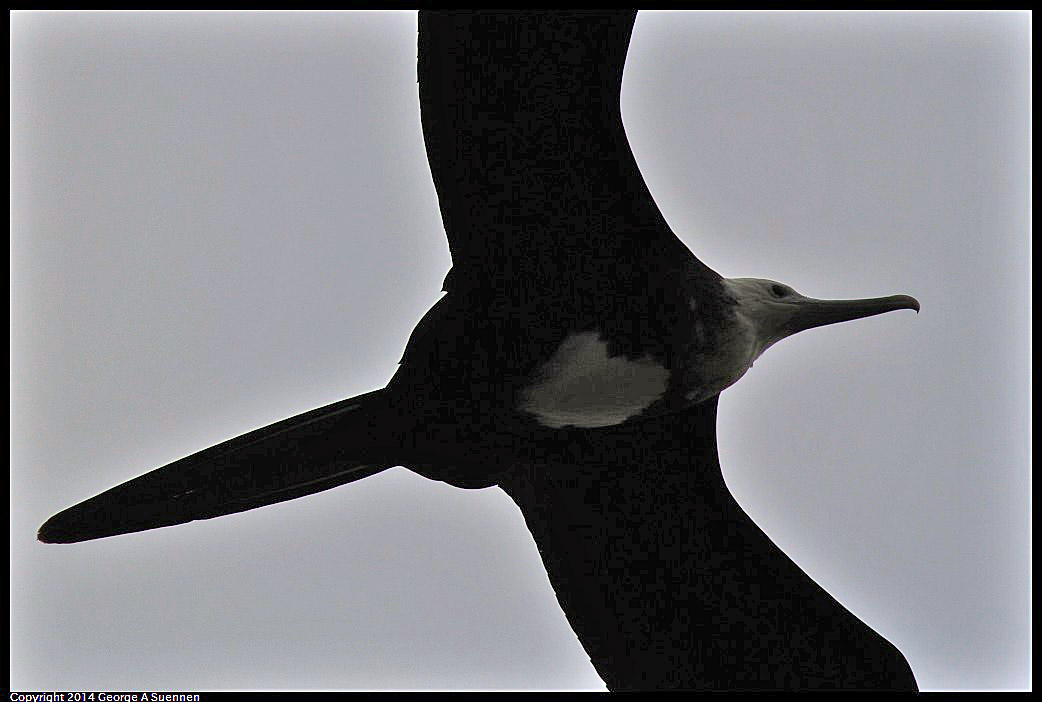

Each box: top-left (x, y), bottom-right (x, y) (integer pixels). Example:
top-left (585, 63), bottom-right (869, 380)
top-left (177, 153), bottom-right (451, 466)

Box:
top-left (723, 277), bottom-right (920, 359)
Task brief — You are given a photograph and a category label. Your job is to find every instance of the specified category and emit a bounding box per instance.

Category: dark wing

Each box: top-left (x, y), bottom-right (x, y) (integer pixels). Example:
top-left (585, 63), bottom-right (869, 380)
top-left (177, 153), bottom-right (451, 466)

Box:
top-left (418, 11), bottom-right (697, 293)
top-left (38, 390), bottom-right (399, 543)
top-left (498, 400), bottom-right (918, 691)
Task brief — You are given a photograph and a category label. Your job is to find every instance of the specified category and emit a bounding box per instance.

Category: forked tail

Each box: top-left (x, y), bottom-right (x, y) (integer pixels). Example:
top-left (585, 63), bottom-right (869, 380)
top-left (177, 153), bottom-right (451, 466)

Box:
top-left (38, 389), bottom-right (400, 543)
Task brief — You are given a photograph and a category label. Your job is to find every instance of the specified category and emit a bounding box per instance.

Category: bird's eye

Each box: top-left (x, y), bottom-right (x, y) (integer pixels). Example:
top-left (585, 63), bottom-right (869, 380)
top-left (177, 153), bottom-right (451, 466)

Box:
top-left (770, 284), bottom-right (788, 298)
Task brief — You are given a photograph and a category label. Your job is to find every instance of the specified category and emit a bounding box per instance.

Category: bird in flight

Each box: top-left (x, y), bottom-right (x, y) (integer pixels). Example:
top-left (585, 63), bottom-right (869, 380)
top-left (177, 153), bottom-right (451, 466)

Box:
top-left (39, 10), bottom-right (920, 691)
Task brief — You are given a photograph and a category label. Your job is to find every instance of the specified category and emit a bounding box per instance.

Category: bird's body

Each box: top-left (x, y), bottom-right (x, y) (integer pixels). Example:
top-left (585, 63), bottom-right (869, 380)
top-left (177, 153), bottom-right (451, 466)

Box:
top-left (39, 10), bottom-right (920, 691)
top-left (390, 255), bottom-right (729, 429)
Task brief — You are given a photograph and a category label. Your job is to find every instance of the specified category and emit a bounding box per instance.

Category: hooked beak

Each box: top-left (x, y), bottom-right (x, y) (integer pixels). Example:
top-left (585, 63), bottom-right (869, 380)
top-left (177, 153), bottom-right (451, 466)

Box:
top-left (789, 294), bottom-right (920, 335)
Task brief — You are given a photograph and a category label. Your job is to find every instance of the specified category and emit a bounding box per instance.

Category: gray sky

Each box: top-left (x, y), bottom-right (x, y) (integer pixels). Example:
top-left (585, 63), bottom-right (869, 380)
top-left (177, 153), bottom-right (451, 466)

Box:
top-left (11, 10), bottom-right (1030, 692)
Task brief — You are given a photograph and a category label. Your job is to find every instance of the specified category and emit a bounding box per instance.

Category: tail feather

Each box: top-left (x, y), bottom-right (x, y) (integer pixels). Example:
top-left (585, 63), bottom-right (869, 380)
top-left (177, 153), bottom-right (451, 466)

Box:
top-left (38, 389), bottom-right (399, 543)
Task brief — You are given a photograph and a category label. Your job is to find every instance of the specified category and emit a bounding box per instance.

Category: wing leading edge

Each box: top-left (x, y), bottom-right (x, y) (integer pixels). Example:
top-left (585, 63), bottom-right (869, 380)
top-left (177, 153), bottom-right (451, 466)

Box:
top-left (418, 10), bottom-right (695, 293)
top-left (499, 399), bottom-right (918, 691)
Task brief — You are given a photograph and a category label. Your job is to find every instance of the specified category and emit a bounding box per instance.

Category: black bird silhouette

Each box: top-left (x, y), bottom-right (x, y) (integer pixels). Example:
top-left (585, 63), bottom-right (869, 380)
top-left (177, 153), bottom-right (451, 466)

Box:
top-left (39, 10), bottom-right (919, 692)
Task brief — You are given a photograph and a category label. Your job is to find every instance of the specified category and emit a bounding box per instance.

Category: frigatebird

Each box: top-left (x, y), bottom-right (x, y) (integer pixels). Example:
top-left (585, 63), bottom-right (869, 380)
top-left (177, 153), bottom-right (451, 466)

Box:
top-left (39, 10), bottom-right (920, 691)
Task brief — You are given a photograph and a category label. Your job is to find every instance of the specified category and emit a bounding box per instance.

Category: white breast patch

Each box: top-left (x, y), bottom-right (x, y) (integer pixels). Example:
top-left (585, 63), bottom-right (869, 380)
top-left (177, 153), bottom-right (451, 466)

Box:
top-left (518, 331), bottom-right (670, 429)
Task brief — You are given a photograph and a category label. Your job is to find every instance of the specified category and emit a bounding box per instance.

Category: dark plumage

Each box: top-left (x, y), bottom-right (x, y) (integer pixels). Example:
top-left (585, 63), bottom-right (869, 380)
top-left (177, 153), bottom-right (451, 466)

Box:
top-left (39, 11), bottom-right (918, 691)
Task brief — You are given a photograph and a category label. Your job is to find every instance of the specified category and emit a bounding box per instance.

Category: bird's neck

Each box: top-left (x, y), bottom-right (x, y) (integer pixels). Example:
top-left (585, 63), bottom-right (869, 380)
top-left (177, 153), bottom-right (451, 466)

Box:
top-left (682, 282), bottom-right (768, 404)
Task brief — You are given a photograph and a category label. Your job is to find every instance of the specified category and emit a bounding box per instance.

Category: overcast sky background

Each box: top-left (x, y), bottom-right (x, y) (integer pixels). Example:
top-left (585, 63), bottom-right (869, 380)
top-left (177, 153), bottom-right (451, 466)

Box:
top-left (11, 11), bottom-right (1030, 692)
